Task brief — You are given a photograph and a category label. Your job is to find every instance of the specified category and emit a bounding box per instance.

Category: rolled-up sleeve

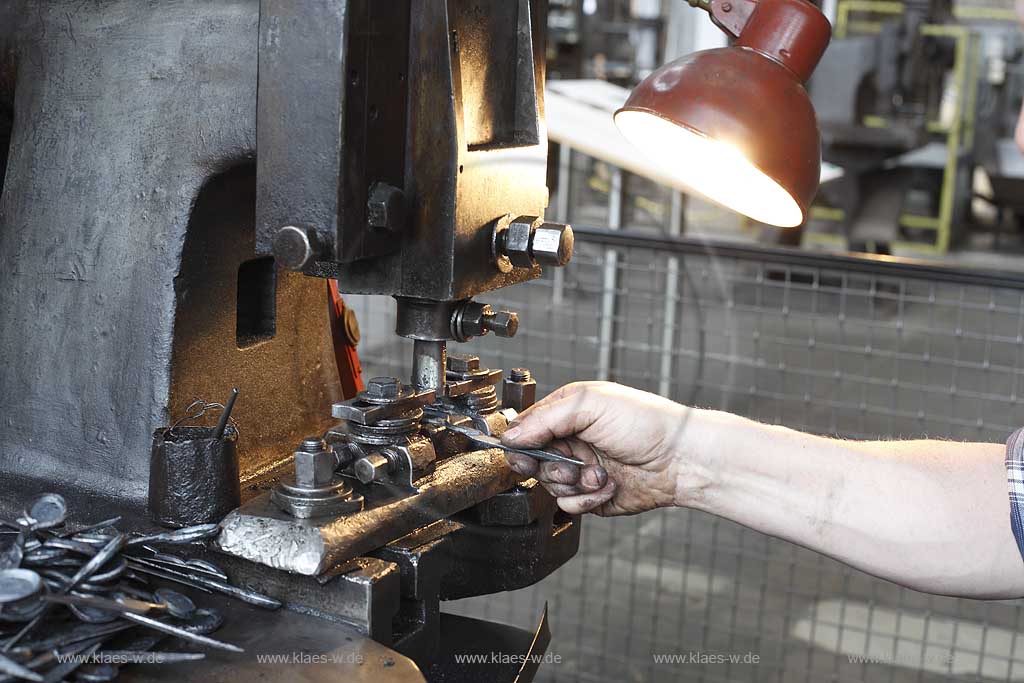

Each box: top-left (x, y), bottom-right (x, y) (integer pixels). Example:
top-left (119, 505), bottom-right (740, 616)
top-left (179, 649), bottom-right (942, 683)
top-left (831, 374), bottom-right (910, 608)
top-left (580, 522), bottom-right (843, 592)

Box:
top-left (1007, 428), bottom-right (1024, 559)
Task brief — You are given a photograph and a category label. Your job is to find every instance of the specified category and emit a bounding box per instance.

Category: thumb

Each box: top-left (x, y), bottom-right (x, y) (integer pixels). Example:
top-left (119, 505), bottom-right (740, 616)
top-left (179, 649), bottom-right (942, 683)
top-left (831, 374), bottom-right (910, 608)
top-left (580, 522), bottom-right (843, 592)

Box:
top-left (502, 389), bottom-right (605, 448)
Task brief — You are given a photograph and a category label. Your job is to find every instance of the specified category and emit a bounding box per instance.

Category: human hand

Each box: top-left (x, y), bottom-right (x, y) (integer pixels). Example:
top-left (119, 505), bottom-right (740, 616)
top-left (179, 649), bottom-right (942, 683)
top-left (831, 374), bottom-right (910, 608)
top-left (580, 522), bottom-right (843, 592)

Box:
top-left (500, 381), bottom-right (693, 516)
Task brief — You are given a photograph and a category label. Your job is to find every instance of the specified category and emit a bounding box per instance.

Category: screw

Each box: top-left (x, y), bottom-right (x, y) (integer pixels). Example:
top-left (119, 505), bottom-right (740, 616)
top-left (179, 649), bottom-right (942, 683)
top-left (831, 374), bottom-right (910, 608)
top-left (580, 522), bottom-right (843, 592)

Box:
top-left (365, 376), bottom-right (401, 399)
top-left (722, 2), bottom-right (732, 9)
top-left (300, 437), bottom-right (325, 453)
top-left (509, 368), bottom-right (531, 382)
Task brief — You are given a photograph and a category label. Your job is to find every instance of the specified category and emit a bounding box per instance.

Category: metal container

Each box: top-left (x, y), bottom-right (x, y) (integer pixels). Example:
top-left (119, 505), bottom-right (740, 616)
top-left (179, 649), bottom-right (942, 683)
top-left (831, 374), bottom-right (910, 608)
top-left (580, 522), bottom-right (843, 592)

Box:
top-left (148, 426), bottom-right (240, 528)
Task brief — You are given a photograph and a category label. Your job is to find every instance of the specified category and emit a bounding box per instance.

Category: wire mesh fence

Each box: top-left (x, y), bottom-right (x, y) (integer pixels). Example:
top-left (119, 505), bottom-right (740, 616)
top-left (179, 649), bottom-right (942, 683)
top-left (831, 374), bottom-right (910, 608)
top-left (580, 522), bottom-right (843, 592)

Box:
top-left (346, 229), bottom-right (1024, 683)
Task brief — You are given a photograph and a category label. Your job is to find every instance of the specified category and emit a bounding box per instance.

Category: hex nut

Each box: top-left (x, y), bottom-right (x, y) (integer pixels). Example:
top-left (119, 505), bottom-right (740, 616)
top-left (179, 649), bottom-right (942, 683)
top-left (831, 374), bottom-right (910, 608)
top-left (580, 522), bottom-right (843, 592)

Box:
top-left (484, 310), bottom-right (519, 338)
top-left (530, 223), bottom-right (574, 267)
top-left (365, 376), bottom-right (401, 399)
top-left (454, 301), bottom-right (492, 340)
top-left (503, 372), bottom-right (537, 412)
top-left (367, 183), bottom-right (406, 231)
top-left (295, 448), bottom-right (336, 489)
top-left (447, 353), bottom-right (481, 373)
top-left (505, 216), bottom-right (537, 269)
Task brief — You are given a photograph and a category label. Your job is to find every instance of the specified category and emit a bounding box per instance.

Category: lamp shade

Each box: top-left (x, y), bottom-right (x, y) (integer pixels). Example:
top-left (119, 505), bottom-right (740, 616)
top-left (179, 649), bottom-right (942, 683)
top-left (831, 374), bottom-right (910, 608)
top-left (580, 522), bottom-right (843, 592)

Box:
top-left (614, 0), bottom-right (830, 228)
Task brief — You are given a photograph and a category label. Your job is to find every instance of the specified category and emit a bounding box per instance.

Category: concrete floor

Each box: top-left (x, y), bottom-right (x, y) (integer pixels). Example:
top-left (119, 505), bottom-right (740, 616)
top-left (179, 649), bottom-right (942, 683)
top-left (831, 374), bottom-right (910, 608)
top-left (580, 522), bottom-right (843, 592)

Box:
top-left (348, 230), bottom-right (1024, 683)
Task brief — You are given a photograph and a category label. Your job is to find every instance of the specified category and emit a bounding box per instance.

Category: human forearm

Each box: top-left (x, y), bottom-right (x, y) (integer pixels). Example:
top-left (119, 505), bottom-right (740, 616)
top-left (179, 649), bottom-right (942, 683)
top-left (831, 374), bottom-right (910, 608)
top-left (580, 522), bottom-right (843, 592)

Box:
top-left (502, 381), bottom-right (1024, 598)
top-left (676, 410), bottom-right (1022, 598)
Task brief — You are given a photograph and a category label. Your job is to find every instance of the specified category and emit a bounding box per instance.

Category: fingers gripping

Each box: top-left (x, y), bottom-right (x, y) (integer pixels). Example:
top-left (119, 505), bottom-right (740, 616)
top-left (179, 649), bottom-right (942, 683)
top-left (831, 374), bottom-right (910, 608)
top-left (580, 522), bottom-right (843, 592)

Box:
top-left (501, 382), bottom-right (622, 515)
top-left (557, 480), bottom-right (617, 515)
top-left (503, 391), bottom-right (605, 448)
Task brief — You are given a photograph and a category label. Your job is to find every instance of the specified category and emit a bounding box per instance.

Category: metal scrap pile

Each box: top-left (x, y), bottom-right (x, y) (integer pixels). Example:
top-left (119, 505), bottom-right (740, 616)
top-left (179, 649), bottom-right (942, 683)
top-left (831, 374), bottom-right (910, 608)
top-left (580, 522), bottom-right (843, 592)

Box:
top-left (0, 494), bottom-right (280, 682)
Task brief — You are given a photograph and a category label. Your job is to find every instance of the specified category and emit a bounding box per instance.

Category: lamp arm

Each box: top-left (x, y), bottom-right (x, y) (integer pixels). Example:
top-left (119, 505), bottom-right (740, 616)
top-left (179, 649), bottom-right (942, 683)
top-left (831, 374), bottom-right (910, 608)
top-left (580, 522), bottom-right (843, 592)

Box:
top-left (685, 0), bottom-right (759, 40)
top-left (682, 0), bottom-right (831, 84)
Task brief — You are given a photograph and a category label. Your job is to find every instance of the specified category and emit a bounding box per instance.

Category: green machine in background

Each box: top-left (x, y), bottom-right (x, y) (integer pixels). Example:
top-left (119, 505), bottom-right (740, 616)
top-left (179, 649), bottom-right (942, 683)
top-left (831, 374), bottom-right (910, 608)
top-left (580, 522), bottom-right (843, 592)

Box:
top-left (804, 0), bottom-right (1024, 255)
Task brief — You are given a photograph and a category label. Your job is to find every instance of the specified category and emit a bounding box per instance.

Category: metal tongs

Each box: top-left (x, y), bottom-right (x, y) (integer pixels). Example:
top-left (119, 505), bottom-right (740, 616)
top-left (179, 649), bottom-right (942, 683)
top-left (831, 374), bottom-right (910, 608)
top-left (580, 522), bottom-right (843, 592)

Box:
top-left (444, 422), bottom-right (585, 467)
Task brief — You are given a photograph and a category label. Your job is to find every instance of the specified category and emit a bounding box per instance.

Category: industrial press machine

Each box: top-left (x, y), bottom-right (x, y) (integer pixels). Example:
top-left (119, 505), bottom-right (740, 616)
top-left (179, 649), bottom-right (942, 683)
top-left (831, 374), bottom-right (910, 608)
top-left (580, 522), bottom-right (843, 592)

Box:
top-left (0, 0), bottom-right (580, 679)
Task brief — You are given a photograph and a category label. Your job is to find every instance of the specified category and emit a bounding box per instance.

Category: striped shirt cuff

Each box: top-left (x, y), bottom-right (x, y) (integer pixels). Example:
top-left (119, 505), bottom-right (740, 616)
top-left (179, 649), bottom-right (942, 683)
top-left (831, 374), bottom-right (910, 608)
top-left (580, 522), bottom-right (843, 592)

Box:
top-left (1006, 428), bottom-right (1024, 561)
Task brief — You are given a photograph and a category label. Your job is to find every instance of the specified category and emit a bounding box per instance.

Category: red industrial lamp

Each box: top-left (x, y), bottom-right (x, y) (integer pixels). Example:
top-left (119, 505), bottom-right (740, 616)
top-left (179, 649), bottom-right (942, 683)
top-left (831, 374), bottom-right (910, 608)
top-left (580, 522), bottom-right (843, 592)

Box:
top-left (615, 0), bottom-right (831, 227)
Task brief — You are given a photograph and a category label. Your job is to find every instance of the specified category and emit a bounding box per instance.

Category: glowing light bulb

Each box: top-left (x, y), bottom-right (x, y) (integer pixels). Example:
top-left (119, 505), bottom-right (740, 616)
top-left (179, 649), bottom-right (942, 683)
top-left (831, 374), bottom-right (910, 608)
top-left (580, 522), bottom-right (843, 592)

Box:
top-left (614, 110), bottom-right (804, 228)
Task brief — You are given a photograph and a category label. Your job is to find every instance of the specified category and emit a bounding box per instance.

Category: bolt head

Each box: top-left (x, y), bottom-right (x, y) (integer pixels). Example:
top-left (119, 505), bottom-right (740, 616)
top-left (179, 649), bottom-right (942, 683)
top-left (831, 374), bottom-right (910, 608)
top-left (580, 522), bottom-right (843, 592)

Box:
top-left (295, 447), bottom-right (335, 489)
top-left (503, 372), bottom-right (537, 411)
top-left (505, 216), bottom-right (537, 268)
top-left (485, 310), bottom-right (519, 338)
top-left (273, 226), bottom-right (320, 271)
top-left (455, 301), bottom-right (492, 339)
top-left (367, 183), bottom-right (406, 231)
top-left (447, 353), bottom-right (481, 373)
top-left (531, 223), bottom-right (574, 267)
top-left (354, 453), bottom-right (391, 484)
top-left (342, 308), bottom-right (361, 346)
top-left (365, 376), bottom-right (401, 399)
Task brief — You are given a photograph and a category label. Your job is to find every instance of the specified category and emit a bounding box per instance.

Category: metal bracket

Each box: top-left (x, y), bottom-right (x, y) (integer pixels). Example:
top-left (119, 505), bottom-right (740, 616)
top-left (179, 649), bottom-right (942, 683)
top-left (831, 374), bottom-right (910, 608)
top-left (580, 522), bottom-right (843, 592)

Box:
top-left (332, 388), bottom-right (437, 425)
top-left (445, 368), bottom-right (503, 398)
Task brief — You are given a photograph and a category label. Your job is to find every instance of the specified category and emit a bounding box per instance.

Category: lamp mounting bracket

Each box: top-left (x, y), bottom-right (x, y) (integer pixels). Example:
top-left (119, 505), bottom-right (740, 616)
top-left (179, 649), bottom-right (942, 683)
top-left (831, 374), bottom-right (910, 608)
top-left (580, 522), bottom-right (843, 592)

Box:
top-left (707, 0), bottom-right (758, 38)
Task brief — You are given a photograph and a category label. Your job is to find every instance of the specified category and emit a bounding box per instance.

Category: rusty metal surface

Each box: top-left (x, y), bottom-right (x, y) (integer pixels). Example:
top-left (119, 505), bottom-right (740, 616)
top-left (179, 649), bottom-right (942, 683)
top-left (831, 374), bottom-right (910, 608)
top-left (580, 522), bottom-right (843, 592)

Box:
top-left (263, 0), bottom-right (551, 300)
top-left (0, 4), bottom-right (580, 680)
top-left (148, 426), bottom-right (241, 528)
top-left (0, 1), bottom-right (339, 504)
top-left (168, 166), bottom-right (344, 490)
top-left (255, 0), bottom-right (413, 267)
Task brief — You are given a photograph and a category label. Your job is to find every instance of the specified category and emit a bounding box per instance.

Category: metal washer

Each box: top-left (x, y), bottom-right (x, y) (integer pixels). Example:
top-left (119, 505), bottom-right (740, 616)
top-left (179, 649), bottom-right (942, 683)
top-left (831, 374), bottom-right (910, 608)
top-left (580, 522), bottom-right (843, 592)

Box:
top-left (271, 477), bottom-right (364, 519)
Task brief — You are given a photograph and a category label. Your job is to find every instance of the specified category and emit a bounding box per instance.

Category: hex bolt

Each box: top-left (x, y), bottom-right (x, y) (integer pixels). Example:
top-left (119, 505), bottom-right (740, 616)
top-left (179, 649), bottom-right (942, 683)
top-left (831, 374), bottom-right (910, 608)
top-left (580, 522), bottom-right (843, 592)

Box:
top-left (451, 301), bottom-right (520, 341)
top-left (354, 453), bottom-right (392, 484)
top-left (494, 216), bottom-right (574, 270)
top-left (273, 225), bottom-right (321, 271)
top-left (503, 367), bottom-right (537, 412)
top-left (503, 217), bottom-right (537, 269)
top-left (365, 376), bottom-right (401, 399)
top-left (366, 182), bottom-right (406, 232)
top-left (294, 437), bottom-right (334, 489)
top-left (447, 353), bottom-right (481, 373)
top-left (529, 223), bottom-right (574, 267)
top-left (483, 310), bottom-right (519, 338)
